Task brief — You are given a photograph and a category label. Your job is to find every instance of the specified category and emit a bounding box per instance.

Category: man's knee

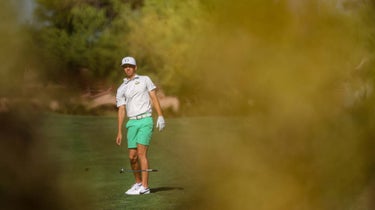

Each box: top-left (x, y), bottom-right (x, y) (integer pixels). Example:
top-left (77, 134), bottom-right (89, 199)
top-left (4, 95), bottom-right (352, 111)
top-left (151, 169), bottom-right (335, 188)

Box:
top-left (137, 150), bottom-right (147, 159)
top-left (137, 144), bottom-right (148, 159)
top-left (129, 154), bottom-right (138, 164)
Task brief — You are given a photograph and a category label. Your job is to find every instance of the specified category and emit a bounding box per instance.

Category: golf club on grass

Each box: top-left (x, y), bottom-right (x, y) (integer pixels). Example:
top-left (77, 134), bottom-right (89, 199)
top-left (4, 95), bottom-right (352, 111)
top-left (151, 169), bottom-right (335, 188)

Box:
top-left (120, 168), bottom-right (158, 173)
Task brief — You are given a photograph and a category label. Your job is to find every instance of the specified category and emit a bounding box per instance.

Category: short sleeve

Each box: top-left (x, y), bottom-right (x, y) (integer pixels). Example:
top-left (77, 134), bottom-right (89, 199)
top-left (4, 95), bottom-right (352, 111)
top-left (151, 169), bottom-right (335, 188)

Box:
top-left (116, 87), bottom-right (126, 107)
top-left (145, 76), bottom-right (156, 92)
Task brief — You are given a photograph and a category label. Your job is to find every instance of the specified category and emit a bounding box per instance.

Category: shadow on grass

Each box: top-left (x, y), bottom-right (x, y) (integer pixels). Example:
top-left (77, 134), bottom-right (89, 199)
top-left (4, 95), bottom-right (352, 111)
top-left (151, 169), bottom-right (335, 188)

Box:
top-left (151, 187), bottom-right (184, 193)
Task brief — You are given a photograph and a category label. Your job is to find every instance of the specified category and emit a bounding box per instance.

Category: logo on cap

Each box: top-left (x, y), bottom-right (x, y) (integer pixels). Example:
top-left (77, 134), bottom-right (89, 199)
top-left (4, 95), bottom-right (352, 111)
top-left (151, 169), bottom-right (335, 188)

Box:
top-left (121, 56), bottom-right (136, 66)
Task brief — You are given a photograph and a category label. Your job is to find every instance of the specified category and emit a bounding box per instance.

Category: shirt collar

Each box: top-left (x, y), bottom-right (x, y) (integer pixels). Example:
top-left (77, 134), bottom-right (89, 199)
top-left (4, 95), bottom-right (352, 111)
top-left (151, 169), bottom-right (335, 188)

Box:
top-left (124, 74), bottom-right (139, 84)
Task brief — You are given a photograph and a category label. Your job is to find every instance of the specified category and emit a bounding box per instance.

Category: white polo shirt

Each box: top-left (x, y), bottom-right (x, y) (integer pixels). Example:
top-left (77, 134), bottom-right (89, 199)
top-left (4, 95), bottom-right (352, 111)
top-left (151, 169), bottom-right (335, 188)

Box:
top-left (116, 74), bottom-right (156, 118)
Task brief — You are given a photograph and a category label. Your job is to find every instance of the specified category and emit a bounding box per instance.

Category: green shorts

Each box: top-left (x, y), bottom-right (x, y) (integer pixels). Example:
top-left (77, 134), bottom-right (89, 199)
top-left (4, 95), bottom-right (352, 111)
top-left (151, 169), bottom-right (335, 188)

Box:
top-left (126, 117), bottom-right (153, 149)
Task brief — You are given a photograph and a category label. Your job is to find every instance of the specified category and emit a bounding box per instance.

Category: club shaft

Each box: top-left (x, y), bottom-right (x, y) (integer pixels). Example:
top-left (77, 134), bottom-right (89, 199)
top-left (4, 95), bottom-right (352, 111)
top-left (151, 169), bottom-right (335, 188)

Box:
top-left (120, 169), bottom-right (158, 172)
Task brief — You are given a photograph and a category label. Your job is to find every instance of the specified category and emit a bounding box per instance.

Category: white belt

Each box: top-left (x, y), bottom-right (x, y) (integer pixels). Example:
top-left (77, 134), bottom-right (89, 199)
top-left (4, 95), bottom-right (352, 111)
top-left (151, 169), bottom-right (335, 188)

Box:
top-left (129, 113), bottom-right (152, 120)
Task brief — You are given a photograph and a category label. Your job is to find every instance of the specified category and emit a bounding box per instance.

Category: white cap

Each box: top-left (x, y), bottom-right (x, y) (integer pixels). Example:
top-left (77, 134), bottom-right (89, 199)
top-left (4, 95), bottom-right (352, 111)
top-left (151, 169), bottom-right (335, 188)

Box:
top-left (121, 56), bottom-right (136, 66)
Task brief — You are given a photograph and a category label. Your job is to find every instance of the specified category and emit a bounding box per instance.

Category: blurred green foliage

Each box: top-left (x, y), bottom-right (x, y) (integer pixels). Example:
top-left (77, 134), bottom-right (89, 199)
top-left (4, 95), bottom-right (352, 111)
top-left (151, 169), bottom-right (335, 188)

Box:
top-left (32, 0), bottom-right (136, 88)
top-left (2, 1), bottom-right (375, 209)
top-left (124, 0), bottom-right (205, 96)
top-left (7, 0), bottom-right (375, 116)
top-left (31, 0), bottom-right (206, 96)
top-left (0, 1), bottom-right (29, 95)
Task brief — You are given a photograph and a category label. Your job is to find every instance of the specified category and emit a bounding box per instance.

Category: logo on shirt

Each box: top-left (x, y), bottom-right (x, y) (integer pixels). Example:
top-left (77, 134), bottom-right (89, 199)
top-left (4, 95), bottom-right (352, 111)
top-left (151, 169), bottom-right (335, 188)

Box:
top-left (135, 81), bottom-right (140, 85)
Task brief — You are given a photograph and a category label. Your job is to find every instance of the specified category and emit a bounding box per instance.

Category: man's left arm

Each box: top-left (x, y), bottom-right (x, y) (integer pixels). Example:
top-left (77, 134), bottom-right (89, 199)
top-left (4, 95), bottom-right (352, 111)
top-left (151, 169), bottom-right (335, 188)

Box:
top-left (149, 90), bottom-right (165, 131)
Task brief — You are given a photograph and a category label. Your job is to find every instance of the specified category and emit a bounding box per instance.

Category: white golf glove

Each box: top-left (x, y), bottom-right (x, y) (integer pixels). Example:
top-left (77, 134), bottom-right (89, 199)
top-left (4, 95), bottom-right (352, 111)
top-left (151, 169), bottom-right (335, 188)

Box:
top-left (156, 116), bottom-right (165, 131)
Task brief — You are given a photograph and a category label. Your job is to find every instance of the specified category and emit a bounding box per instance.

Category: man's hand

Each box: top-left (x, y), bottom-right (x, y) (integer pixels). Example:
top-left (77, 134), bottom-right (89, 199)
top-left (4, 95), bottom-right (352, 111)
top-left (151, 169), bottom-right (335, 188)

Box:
top-left (116, 133), bottom-right (122, 146)
top-left (156, 116), bottom-right (165, 131)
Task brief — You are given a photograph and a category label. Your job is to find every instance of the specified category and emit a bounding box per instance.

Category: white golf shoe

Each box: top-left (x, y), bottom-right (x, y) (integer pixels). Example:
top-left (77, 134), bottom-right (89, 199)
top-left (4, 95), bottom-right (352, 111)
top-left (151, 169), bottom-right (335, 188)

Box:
top-left (139, 186), bottom-right (150, 195)
top-left (125, 185), bottom-right (150, 195)
top-left (125, 183), bottom-right (142, 195)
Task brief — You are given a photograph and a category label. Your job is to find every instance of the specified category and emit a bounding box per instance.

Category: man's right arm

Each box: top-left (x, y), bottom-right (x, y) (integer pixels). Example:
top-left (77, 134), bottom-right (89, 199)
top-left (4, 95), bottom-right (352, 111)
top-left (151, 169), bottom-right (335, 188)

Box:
top-left (116, 105), bottom-right (126, 146)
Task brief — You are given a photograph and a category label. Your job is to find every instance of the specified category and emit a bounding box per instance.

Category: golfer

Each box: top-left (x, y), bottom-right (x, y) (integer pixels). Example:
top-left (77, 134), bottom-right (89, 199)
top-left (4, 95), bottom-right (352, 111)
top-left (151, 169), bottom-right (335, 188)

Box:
top-left (115, 56), bottom-right (165, 195)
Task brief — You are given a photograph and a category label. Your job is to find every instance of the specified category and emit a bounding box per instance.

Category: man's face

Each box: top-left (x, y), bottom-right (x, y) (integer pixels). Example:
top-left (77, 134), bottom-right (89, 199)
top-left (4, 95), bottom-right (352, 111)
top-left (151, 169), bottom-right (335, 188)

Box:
top-left (122, 64), bottom-right (136, 78)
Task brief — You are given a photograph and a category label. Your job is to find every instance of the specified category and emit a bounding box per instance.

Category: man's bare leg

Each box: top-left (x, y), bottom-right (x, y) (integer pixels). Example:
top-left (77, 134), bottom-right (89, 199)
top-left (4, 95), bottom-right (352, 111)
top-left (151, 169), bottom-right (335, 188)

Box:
top-left (137, 144), bottom-right (149, 188)
top-left (128, 148), bottom-right (142, 183)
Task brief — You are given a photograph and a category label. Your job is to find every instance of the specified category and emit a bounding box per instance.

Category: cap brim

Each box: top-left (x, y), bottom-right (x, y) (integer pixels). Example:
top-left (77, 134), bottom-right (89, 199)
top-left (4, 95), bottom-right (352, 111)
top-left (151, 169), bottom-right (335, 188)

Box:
top-left (121, 63), bottom-right (136, 67)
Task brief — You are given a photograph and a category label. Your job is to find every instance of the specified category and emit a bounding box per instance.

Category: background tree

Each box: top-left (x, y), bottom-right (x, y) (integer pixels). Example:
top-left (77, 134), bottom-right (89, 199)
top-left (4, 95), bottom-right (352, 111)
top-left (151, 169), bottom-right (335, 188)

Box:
top-left (29, 0), bottom-right (375, 117)
top-left (33, 0), bottom-right (143, 90)
top-left (124, 0), bottom-right (205, 96)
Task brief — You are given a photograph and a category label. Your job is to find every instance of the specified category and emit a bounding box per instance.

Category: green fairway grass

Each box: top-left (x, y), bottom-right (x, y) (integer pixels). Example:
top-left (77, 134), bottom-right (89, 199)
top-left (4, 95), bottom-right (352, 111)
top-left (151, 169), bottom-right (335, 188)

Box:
top-left (40, 113), bottom-right (372, 210)
top-left (42, 114), bottom-right (199, 209)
